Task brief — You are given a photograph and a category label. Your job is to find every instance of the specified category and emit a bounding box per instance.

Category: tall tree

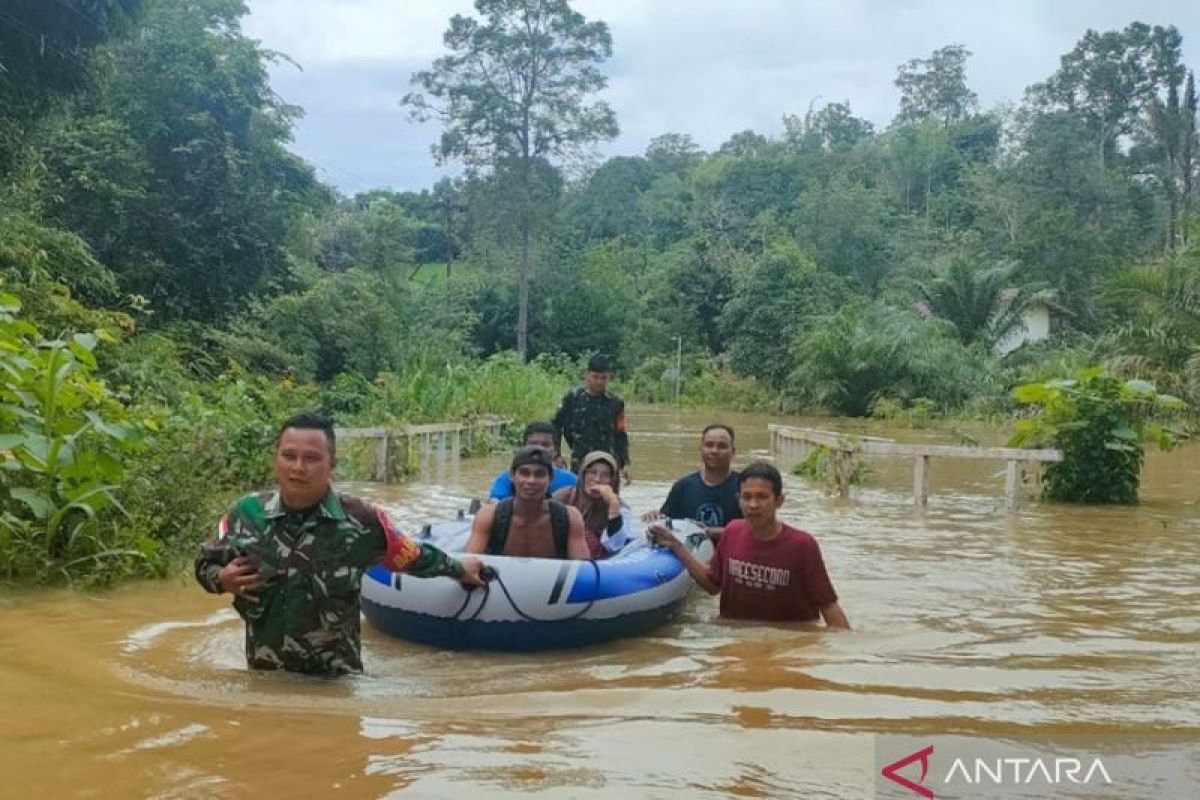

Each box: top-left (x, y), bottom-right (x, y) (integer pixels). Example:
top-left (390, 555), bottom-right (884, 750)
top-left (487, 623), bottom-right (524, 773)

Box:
top-left (1030, 23), bottom-right (1181, 169)
top-left (783, 101), bottom-right (875, 153)
top-left (0, 0), bottom-right (139, 176)
top-left (1136, 69), bottom-right (1198, 252)
top-left (916, 256), bottom-right (1053, 349)
top-left (895, 45), bottom-right (978, 128)
top-left (39, 0), bottom-right (322, 320)
top-left (404, 0), bottom-right (618, 359)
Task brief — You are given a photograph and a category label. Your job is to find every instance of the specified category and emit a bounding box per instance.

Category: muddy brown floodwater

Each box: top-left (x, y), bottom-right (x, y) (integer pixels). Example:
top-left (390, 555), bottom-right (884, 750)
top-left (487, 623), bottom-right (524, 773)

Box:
top-left (2, 409), bottom-right (1198, 798)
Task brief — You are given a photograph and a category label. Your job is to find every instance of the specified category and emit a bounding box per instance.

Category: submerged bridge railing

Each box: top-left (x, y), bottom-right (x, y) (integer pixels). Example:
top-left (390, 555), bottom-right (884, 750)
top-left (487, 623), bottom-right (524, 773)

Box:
top-left (768, 424), bottom-right (1063, 510)
top-left (336, 417), bottom-right (510, 483)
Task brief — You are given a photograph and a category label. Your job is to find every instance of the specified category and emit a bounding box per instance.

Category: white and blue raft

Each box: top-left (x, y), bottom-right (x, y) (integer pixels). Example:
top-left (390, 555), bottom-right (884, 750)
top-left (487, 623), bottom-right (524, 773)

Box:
top-left (361, 517), bottom-right (711, 651)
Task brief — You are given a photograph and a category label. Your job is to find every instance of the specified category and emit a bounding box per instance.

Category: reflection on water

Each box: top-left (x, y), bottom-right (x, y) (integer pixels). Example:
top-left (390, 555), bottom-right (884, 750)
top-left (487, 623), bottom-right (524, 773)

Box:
top-left (1, 408), bottom-right (1198, 798)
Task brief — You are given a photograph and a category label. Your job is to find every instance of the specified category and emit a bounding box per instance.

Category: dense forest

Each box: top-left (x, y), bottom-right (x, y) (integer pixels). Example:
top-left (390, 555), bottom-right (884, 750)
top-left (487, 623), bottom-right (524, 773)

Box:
top-left (1, 0), bottom-right (1197, 582)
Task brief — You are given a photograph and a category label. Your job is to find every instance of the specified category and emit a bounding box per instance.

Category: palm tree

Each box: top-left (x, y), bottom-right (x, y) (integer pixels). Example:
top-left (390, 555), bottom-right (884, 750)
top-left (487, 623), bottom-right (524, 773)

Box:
top-left (788, 301), bottom-right (992, 416)
top-left (917, 257), bottom-right (1054, 350)
top-left (1102, 251), bottom-right (1200, 406)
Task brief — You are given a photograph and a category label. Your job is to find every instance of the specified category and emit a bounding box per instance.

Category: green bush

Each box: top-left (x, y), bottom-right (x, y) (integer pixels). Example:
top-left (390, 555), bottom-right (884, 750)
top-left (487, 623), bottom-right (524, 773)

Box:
top-left (1010, 367), bottom-right (1186, 504)
top-left (353, 351), bottom-right (572, 426)
top-left (791, 444), bottom-right (870, 489)
top-left (869, 396), bottom-right (937, 428)
top-left (0, 293), bottom-right (156, 584)
top-left (788, 301), bottom-right (999, 416)
top-left (618, 353), bottom-right (780, 410)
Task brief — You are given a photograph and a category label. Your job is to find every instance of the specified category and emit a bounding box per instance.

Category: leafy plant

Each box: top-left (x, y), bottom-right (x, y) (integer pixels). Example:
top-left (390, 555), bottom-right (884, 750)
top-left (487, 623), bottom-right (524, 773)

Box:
top-left (791, 444), bottom-right (870, 490)
top-left (788, 301), bottom-right (999, 416)
top-left (0, 293), bottom-right (151, 582)
top-left (916, 256), bottom-right (1055, 350)
top-left (1009, 366), bottom-right (1186, 503)
top-left (870, 396), bottom-right (937, 428)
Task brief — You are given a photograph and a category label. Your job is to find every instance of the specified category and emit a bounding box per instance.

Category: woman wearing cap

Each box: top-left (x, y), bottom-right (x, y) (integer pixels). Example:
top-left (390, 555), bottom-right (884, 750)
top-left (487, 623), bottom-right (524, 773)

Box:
top-left (553, 451), bottom-right (632, 560)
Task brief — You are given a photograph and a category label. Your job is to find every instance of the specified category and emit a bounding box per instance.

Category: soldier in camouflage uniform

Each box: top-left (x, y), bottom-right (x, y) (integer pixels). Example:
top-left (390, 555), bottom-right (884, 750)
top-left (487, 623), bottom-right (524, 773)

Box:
top-left (195, 413), bottom-right (484, 675)
top-left (552, 353), bottom-right (631, 481)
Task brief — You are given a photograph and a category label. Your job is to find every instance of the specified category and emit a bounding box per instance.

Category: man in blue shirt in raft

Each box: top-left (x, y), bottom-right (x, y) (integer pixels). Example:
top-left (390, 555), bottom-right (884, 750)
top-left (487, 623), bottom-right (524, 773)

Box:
top-left (644, 424), bottom-right (741, 542)
top-left (489, 421), bottom-right (576, 501)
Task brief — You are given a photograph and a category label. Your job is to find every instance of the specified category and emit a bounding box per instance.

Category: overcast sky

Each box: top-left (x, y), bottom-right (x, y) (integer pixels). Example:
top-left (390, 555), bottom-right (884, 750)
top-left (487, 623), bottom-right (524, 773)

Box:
top-left (243, 0), bottom-right (1200, 195)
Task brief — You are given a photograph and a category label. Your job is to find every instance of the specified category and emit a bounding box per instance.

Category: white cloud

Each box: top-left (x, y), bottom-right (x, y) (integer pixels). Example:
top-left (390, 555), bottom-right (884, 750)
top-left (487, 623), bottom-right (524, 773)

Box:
top-left (243, 0), bottom-right (1200, 192)
top-left (244, 0), bottom-right (475, 63)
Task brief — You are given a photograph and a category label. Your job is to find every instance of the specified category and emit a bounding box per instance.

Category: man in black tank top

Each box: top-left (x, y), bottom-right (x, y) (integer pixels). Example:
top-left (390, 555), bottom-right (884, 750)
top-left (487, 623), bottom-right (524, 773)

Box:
top-left (465, 446), bottom-right (587, 559)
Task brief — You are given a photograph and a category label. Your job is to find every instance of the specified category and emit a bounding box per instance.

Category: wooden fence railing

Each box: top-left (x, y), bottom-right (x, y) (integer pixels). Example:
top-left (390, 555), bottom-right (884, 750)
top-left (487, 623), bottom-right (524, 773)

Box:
top-left (768, 424), bottom-right (1063, 510)
top-left (336, 417), bottom-right (510, 483)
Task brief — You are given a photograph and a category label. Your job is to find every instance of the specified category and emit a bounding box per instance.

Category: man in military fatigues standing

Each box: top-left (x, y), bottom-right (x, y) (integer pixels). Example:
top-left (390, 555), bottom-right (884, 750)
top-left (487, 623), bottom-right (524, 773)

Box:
top-left (195, 412), bottom-right (485, 675)
top-left (552, 353), bottom-right (631, 482)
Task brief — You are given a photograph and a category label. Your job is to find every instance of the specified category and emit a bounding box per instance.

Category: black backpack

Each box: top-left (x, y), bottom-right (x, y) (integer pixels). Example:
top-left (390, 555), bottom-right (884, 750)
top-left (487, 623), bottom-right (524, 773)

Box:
top-left (488, 498), bottom-right (570, 558)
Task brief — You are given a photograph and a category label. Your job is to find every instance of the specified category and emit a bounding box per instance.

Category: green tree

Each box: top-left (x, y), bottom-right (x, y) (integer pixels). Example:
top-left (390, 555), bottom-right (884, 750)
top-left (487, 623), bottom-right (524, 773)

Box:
top-left (0, 0), bottom-right (139, 177)
top-left (39, 0), bottom-right (324, 320)
top-left (1030, 23), bottom-right (1182, 169)
top-left (404, 0), bottom-right (618, 360)
top-left (570, 156), bottom-right (656, 241)
top-left (792, 176), bottom-right (895, 293)
top-left (916, 256), bottom-right (1053, 349)
top-left (1133, 69), bottom-right (1198, 252)
top-left (0, 293), bottom-right (151, 581)
top-left (1102, 249), bottom-right (1200, 406)
top-left (895, 45), bottom-right (979, 127)
top-left (788, 301), bottom-right (992, 416)
top-left (645, 133), bottom-right (703, 174)
top-left (783, 101), bottom-right (875, 153)
top-left (721, 242), bottom-right (849, 386)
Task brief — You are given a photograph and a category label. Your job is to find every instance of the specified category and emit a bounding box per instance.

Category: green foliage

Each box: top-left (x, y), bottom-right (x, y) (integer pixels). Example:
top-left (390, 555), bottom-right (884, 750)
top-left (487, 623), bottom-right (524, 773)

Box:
top-left (618, 354), bottom-right (778, 410)
top-left (405, 0), bottom-right (619, 358)
top-left (318, 197), bottom-right (423, 273)
top-left (916, 255), bottom-right (1054, 349)
top-left (722, 242), bottom-right (850, 386)
top-left (791, 445), bottom-right (869, 490)
top-left (0, 294), bottom-right (154, 584)
top-left (1101, 249), bottom-right (1200, 407)
top-left (0, 212), bottom-right (119, 313)
top-left (870, 396), bottom-right (937, 428)
top-left (1010, 367), bottom-right (1186, 503)
top-left (530, 242), bottom-right (638, 360)
top-left (895, 44), bottom-right (979, 127)
top-left (0, 1), bottom-right (140, 175)
top-left (1030, 23), bottom-right (1183, 169)
top-left (354, 352), bottom-right (574, 426)
top-left (788, 301), bottom-right (998, 416)
top-left (36, 0), bottom-right (324, 320)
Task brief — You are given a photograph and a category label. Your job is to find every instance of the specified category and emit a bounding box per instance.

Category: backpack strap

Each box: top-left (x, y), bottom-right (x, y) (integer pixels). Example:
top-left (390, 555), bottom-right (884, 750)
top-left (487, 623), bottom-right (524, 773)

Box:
top-left (487, 498), bottom-right (514, 556)
top-left (548, 499), bottom-right (570, 559)
top-left (488, 497), bottom-right (570, 558)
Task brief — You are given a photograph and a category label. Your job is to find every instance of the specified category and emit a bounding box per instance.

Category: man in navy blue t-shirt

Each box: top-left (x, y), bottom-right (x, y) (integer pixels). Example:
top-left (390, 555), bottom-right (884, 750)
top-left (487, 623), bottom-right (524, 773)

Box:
top-left (489, 421), bottom-right (576, 500)
top-left (644, 424), bottom-right (741, 541)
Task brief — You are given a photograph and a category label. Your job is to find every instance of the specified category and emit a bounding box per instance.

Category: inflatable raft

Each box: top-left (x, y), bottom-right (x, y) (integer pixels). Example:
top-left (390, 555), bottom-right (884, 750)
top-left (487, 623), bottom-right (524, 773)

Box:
top-left (362, 518), bottom-right (711, 651)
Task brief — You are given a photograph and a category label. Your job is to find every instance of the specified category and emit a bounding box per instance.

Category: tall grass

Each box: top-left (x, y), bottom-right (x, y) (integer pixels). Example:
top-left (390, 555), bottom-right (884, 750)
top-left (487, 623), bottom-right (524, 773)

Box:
top-left (348, 352), bottom-right (576, 426)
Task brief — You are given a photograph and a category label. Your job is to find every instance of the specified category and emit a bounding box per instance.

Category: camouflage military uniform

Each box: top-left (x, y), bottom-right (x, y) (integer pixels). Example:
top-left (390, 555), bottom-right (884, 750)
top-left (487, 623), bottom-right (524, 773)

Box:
top-left (195, 489), bottom-right (462, 676)
top-left (552, 387), bottom-right (630, 472)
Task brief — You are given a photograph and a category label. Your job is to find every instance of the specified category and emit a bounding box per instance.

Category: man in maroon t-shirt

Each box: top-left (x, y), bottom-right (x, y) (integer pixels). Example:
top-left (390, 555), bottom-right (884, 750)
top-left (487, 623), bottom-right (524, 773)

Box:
top-left (649, 461), bottom-right (850, 628)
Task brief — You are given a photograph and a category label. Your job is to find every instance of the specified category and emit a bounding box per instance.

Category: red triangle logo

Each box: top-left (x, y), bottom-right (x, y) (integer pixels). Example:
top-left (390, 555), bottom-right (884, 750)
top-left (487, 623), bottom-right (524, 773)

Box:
top-left (881, 744), bottom-right (935, 798)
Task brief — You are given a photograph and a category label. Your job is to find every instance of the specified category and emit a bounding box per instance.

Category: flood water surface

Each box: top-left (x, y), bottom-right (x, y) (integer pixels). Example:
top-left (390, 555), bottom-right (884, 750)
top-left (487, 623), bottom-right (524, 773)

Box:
top-left (2, 409), bottom-right (1198, 798)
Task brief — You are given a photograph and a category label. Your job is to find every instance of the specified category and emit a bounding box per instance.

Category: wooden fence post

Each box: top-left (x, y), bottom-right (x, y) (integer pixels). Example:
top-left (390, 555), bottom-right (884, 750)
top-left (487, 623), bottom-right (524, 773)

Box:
top-left (833, 448), bottom-right (853, 498)
top-left (914, 454), bottom-right (930, 510)
top-left (1028, 460), bottom-right (1042, 498)
top-left (1004, 460), bottom-right (1021, 510)
top-left (374, 433), bottom-right (389, 483)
